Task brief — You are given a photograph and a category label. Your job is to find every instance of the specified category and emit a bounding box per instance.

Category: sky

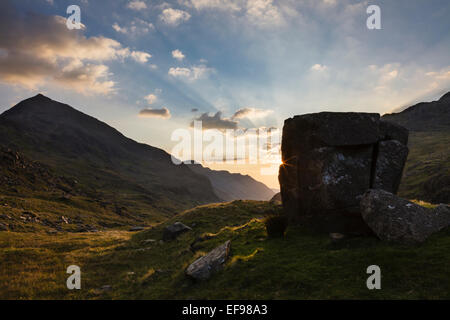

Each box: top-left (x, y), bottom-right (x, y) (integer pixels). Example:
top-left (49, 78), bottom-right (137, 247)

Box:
top-left (0, 0), bottom-right (449, 189)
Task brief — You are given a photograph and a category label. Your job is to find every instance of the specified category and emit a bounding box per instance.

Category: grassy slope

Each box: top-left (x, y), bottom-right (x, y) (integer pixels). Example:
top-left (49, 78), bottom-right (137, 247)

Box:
top-left (398, 131), bottom-right (450, 204)
top-left (1, 200), bottom-right (450, 300)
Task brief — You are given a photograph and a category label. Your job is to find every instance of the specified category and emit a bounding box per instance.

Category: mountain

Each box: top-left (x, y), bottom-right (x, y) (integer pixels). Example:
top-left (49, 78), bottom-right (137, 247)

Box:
top-left (382, 92), bottom-right (450, 204)
top-left (383, 91), bottom-right (450, 131)
top-left (188, 163), bottom-right (274, 201)
top-left (0, 94), bottom-right (220, 230)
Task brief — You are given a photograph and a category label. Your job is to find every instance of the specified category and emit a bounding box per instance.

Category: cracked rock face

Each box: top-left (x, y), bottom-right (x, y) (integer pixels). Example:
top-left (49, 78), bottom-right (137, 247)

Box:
top-left (361, 189), bottom-right (450, 244)
top-left (279, 112), bottom-right (409, 234)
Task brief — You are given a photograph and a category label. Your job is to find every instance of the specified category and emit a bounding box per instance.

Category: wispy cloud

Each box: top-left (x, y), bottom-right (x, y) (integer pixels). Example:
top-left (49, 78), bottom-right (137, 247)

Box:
top-left (168, 65), bottom-right (214, 81)
top-left (112, 19), bottom-right (154, 36)
top-left (232, 107), bottom-right (273, 120)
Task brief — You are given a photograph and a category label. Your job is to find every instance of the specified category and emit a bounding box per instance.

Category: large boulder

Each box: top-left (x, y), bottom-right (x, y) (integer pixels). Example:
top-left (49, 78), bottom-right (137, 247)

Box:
top-left (360, 189), bottom-right (450, 244)
top-left (372, 140), bottom-right (409, 193)
top-left (279, 112), bottom-right (409, 234)
top-left (162, 222), bottom-right (192, 241)
top-left (186, 240), bottom-right (231, 280)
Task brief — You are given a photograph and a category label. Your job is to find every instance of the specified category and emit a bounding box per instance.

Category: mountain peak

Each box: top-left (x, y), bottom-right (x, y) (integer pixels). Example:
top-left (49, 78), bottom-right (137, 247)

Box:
top-left (439, 91), bottom-right (450, 101)
top-left (29, 93), bottom-right (52, 102)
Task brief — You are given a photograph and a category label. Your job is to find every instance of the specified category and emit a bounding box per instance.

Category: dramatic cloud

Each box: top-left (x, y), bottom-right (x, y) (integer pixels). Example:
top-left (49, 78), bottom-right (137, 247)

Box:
top-left (232, 107), bottom-right (273, 120)
top-left (160, 8), bottom-right (191, 26)
top-left (144, 93), bottom-right (157, 104)
top-left (0, 2), bottom-right (151, 94)
top-left (168, 65), bottom-right (214, 81)
top-left (139, 107), bottom-right (171, 119)
top-left (172, 49), bottom-right (185, 61)
top-left (127, 0), bottom-right (147, 10)
top-left (191, 111), bottom-right (238, 129)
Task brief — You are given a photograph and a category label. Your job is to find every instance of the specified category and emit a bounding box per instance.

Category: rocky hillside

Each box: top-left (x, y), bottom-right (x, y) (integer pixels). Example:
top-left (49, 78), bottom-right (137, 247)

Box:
top-left (0, 94), bottom-right (220, 230)
top-left (382, 92), bottom-right (450, 204)
top-left (189, 163), bottom-right (274, 201)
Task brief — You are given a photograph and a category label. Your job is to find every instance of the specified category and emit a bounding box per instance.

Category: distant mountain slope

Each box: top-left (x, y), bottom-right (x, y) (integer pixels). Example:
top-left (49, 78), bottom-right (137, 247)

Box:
top-left (382, 92), bottom-right (450, 204)
top-left (383, 92), bottom-right (450, 131)
top-left (189, 163), bottom-right (274, 201)
top-left (0, 94), bottom-right (219, 227)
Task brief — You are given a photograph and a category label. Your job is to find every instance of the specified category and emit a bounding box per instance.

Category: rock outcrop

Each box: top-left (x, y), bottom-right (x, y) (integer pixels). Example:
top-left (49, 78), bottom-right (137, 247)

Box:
top-left (360, 189), bottom-right (450, 244)
top-left (279, 112), bottom-right (409, 234)
top-left (186, 240), bottom-right (231, 280)
top-left (162, 222), bottom-right (192, 241)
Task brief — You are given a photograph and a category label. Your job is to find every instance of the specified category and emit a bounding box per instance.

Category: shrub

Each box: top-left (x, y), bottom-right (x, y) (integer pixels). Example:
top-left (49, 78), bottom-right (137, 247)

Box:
top-left (264, 213), bottom-right (288, 238)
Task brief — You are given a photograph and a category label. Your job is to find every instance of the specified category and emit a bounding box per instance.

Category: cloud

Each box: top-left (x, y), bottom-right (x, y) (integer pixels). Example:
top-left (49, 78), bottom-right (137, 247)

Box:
top-left (112, 19), bottom-right (154, 36)
top-left (182, 0), bottom-right (289, 27)
top-left (246, 0), bottom-right (284, 26)
top-left (112, 23), bottom-right (127, 34)
top-left (55, 62), bottom-right (115, 95)
top-left (160, 8), bottom-right (191, 26)
top-left (168, 65), bottom-right (214, 81)
top-left (0, 2), bottom-right (151, 94)
top-left (232, 107), bottom-right (273, 119)
top-left (172, 49), bottom-right (185, 61)
top-left (191, 111), bottom-right (238, 129)
top-left (127, 0), bottom-right (147, 10)
top-left (139, 107), bottom-right (171, 119)
top-left (144, 93), bottom-right (157, 104)
top-left (310, 64), bottom-right (328, 72)
top-left (131, 51), bottom-right (152, 63)
top-left (181, 0), bottom-right (242, 11)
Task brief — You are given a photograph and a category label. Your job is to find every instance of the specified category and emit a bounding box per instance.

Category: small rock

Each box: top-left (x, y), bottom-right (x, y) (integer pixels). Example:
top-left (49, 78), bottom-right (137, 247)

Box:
top-left (142, 239), bottom-right (157, 244)
top-left (162, 222), bottom-right (192, 241)
top-left (186, 240), bottom-right (231, 280)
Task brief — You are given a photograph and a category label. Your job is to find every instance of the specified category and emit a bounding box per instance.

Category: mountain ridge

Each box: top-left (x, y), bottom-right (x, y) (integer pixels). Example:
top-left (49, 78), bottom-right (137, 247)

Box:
top-left (188, 163), bottom-right (274, 201)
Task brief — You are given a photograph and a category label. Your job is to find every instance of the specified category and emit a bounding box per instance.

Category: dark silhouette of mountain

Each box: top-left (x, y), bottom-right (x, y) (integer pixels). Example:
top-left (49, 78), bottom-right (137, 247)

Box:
top-left (381, 91), bottom-right (449, 204)
top-left (383, 91), bottom-right (450, 131)
top-left (188, 163), bottom-right (274, 201)
top-left (0, 94), bottom-right (220, 226)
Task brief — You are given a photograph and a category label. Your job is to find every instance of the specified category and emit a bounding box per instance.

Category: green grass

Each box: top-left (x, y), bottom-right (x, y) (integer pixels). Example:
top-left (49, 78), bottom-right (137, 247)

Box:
top-left (399, 131), bottom-right (450, 204)
top-left (1, 200), bottom-right (450, 300)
